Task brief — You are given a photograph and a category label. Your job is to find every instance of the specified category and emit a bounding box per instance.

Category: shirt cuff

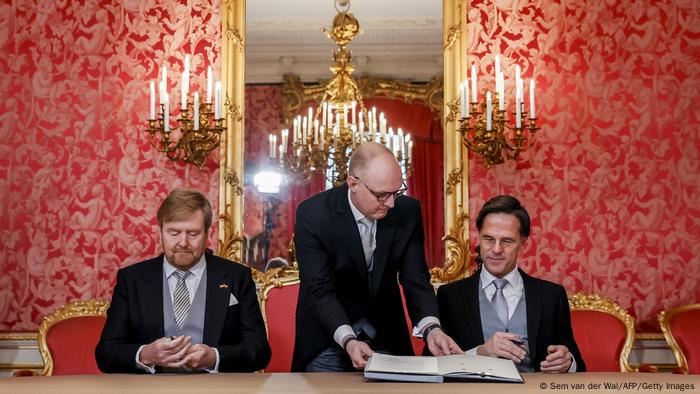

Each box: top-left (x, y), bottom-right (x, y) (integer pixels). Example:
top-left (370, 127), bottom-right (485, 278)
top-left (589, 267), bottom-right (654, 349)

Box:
top-left (465, 346), bottom-right (479, 356)
top-left (412, 316), bottom-right (440, 338)
top-left (202, 347), bottom-right (220, 373)
top-left (568, 353), bottom-right (577, 373)
top-left (135, 345), bottom-right (156, 374)
top-left (333, 324), bottom-right (356, 347)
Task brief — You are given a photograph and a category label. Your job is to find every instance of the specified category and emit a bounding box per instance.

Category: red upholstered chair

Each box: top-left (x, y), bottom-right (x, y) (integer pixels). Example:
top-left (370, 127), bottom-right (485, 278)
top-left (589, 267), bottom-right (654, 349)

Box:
top-left (259, 272), bottom-right (300, 372)
top-left (400, 285), bottom-right (425, 356)
top-left (658, 303), bottom-right (700, 374)
top-left (568, 293), bottom-right (635, 372)
top-left (38, 299), bottom-right (109, 375)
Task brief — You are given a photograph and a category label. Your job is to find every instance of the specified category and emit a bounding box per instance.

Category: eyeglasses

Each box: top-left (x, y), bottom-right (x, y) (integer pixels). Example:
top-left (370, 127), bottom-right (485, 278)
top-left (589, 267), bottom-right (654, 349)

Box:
top-left (352, 176), bottom-right (407, 203)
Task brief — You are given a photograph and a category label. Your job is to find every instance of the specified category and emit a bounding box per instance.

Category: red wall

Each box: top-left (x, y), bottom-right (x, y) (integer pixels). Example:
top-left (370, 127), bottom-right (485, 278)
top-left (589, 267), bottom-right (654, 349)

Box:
top-left (0, 1), bottom-right (221, 330)
top-left (467, 0), bottom-right (700, 330)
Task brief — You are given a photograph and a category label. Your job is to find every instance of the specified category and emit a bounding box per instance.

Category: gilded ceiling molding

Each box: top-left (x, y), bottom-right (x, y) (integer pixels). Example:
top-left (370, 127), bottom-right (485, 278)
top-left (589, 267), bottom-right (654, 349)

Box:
top-left (281, 74), bottom-right (444, 125)
top-left (219, 0), bottom-right (245, 264)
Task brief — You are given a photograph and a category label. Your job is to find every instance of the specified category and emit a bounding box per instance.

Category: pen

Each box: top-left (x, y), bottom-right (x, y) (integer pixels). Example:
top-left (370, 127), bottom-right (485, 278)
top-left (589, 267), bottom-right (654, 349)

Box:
top-left (510, 339), bottom-right (525, 346)
top-left (169, 336), bottom-right (176, 340)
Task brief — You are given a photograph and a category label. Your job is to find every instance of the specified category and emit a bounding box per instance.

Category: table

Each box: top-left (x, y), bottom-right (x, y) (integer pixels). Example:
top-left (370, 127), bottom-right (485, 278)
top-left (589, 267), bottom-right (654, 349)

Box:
top-left (1, 372), bottom-right (698, 393)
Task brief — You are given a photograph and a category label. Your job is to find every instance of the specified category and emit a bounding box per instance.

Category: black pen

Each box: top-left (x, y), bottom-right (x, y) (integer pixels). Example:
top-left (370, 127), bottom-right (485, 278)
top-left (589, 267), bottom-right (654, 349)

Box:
top-left (169, 336), bottom-right (176, 340)
top-left (510, 339), bottom-right (525, 346)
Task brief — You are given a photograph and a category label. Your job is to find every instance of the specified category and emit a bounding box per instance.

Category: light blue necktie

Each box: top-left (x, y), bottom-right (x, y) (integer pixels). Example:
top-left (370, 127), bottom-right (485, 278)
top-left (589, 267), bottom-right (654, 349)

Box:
top-left (492, 278), bottom-right (509, 327)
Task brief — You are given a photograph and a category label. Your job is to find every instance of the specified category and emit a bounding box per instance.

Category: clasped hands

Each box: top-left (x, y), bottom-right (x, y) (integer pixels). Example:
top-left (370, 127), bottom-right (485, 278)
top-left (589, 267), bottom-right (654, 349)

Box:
top-left (345, 327), bottom-right (463, 370)
top-left (477, 331), bottom-right (572, 373)
top-left (139, 335), bottom-right (216, 370)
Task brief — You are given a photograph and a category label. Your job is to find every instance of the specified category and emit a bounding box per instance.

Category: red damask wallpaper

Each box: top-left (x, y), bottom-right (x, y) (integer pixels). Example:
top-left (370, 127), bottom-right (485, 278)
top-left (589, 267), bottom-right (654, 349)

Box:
top-left (467, 0), bottom-right (700, 330)
top-left (0, 1), bottom-right (221, 330)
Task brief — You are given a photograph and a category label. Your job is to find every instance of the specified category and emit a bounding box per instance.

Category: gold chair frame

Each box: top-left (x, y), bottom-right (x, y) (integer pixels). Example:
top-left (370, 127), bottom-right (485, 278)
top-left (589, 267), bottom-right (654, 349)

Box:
top-left (658, 303), bottom-right (700, 374)
top-left (568, 292), bottom-right (635, 372)
top-left (37, 299), bottom-right (110, 376)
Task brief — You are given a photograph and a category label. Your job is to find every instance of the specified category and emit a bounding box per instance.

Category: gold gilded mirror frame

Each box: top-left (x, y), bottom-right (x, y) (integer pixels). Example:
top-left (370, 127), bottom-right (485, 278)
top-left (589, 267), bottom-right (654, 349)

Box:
top-left (219, 0), bottom-right (471, 284)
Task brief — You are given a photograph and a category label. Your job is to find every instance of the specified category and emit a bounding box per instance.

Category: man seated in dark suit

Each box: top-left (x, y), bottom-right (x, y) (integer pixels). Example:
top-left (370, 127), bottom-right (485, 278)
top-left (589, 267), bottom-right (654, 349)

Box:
top-left (95, 189), bottom-right (271, 373)
top-left (292, 142), bottom-right (462, 372)
top-left (437, 195), bottom-right (586, 373)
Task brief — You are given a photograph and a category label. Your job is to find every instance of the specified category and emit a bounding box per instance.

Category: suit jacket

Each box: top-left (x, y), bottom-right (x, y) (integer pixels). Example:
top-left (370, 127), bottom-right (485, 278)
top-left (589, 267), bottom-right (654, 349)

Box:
top-left (437, 268), bottom-right (586, 372)
top-left (291, 184), bottom-right (437, 371)
top-left (95, 253), bottom-right (271, 373)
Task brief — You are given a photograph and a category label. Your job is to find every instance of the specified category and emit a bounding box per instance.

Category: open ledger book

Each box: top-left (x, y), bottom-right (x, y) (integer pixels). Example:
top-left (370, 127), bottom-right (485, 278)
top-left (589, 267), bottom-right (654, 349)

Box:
top-left (364, 353), bottom-right (524, 383)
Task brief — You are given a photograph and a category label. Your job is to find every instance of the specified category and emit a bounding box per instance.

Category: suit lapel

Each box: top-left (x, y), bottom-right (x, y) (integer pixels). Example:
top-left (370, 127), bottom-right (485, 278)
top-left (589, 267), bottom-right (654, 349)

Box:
top-left (463, 272), bottom-right (484, 342)
top-left (203, 255), bottom-right (230, 345)
top-left (370, 213), bottom-right (397, 298)
top-left (522, 269), bottom-right (542, 363)
top-left (332, 185), bottom-right (369, 284)
top-left (138, 257), bottom-right (165, 340)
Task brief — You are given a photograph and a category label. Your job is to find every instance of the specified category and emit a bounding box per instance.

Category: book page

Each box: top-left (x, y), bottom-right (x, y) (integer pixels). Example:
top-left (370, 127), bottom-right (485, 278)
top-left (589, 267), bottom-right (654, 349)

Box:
top-left (366, 353), bottom-right (439, 375)
top-left (437, 354), bottom-right (521, 380)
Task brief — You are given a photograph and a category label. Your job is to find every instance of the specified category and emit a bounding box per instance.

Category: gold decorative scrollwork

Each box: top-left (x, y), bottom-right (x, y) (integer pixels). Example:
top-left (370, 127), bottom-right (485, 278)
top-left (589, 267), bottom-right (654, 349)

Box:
top-left (218, 207), bottom-right (245, 263)
top-left (430, 210), bottom-right (471, 283)
top-left (225, 97), bottom-right (243, 122)
top-left (224, 168), bottom-right (243, 196)
top-left (254, 268), bottom-right (300, 293)
top-left (444, 25), bottom-right (460, 50)
top-left (445, 96), bottom-right (460, 122)
top-left (282, 74), bottom-right (444, 124)
top-left (445, 167), bottom-right (462, 196)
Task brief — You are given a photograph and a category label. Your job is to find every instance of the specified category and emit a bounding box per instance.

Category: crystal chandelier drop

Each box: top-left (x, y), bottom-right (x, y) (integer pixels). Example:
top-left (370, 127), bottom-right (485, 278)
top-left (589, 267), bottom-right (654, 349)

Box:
top-left (267, 0), bottom-right (412, 187)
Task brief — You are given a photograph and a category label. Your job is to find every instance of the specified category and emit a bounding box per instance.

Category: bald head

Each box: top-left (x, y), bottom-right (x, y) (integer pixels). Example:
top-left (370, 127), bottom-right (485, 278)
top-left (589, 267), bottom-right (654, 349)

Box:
top-left (348, 142), bottom-right (401, 179)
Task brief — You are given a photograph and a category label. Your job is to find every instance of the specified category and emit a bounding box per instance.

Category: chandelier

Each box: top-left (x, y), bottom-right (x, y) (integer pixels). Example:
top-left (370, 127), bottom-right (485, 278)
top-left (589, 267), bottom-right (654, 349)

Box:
top-left (267, 0), bottom-right (412, 187)
top-left (456, 56), bottom-right (538, 167)
top-left (146, 57), bottom-right (225, 168)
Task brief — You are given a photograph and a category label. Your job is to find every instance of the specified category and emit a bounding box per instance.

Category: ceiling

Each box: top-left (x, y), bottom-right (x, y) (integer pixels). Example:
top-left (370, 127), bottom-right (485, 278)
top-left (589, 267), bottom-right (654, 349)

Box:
top-left (245, 0), bottom-right (443, 84)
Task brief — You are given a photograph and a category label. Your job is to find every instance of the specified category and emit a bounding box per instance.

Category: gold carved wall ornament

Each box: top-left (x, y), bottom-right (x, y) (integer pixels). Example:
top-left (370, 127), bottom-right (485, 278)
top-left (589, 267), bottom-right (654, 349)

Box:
top-left (430, 210), bottom-right (471, 282)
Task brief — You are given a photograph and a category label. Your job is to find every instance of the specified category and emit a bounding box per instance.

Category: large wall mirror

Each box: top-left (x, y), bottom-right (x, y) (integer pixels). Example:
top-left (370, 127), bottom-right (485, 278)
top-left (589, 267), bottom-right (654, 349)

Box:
top-left (218, 0), bottom-right (470, 284)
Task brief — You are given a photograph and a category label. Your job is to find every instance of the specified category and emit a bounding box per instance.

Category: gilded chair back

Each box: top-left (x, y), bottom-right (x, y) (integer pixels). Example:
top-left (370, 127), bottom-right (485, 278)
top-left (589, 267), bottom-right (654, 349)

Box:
top-left (658, 303), bottom-right (700, 374)
top-left (568, 293), bottom-right (635, 372)
top-left (38, 299), bottom-right (109, 376)
top-left (258, 270), bottom-right (300, 372)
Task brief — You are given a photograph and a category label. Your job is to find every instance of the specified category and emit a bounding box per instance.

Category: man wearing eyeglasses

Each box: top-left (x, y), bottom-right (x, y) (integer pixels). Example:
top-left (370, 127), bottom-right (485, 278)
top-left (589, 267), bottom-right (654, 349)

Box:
top-left (291, 142), bottom-right (462, 372)
top-left (436, 195), bottom-right (586, 373)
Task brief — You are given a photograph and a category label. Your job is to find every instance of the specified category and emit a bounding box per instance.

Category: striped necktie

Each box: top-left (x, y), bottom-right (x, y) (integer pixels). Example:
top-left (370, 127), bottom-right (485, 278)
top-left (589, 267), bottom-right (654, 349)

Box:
top-left (173, 270), bottom-right (192, 329)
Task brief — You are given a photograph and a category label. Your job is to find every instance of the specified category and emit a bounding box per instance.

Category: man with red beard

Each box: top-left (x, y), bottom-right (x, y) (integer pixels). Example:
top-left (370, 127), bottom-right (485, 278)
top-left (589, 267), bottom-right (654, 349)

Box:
top-left (96, 189), bottom-right (270, 373)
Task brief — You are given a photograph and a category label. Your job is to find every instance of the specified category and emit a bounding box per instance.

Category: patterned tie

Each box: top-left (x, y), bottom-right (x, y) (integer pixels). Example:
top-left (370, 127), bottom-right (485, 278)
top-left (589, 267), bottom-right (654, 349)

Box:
top-left (358, 217), bottom-right (376, 270)
top-left (491, 278), bottom-right (510, 327)
top-left (173, 270), bottom-right (192, 329)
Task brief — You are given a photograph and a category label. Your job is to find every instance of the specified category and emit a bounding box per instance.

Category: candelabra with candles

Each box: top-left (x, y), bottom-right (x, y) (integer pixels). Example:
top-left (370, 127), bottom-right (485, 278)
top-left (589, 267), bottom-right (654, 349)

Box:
top-left (146, 57), bottom-right (224, 168)
top-left (457, 56), bottom-right (538, 167)
top-left (267, 0), bottom-right (413, 187)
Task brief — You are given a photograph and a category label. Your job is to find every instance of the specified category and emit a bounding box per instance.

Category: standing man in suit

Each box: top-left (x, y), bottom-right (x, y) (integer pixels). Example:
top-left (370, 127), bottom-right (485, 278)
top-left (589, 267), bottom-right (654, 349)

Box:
top-left (292, 142), bottom-right (462, 372)
top-left (96, 189), bottom-right (271, 373)
top-left (437, 195), bottom-right (586, 372)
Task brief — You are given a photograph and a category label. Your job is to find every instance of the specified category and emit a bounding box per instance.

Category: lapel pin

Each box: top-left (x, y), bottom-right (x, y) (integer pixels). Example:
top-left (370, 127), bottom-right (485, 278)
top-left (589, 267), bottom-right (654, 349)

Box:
top-left (219, 283), bottom-right (229, 289)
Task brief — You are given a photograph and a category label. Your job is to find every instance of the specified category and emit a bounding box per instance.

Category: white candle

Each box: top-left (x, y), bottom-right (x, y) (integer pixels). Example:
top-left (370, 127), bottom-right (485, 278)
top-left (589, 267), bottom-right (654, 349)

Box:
top-left (515, 93), bottom-right (521, 129)
top-left (268, 134), bottom-right (274, 158)
top-left (397, 128), bottom-right (404, 154)
top-left (515, 64), bottom-right (521, 90)
top-left (494, 54), bottom-right (500, 78)
top-left (314, 119), bottom-right (319, 144)
top-left (181, 71), bottom-right (187, 110)
top-left (206, 66), bottom-right (212, 103)
top-left (193, 92), bottom-right (200, 130)
top-left (405, 134), bottom-right (411, 156)
top-left (408, 140), bottom-right (413, 162)
top-left (460, 80), bottom-right (467, 118)
top-left (164, 93), bottom-right (170, 132)
top-left (279, 145), bottom-right (284, 161)
top-left (471, 63), bottom-right (477, 102)
top-left (498, 71), bottom-right (505, 111)
top-left (322, 102), bottom-right (328, 127)
top-left (351, 101), bottom-right (356, 125)
top-left (214, 81), bottom-right (221, 118)
top-left (302, 117), bottom-right (308, 143)
top-left (529, 78), bottom-right (536, 118)
top-left (149, 81), bottom-right (155, 119)
top-left (486, 91), bottom-right (492, 131)
top-left (181, 55), bottom-right (190, 110)
top-left (282, 128), bottom-right (289, 148)
top-left (319, 126), bottom-right (325, 150)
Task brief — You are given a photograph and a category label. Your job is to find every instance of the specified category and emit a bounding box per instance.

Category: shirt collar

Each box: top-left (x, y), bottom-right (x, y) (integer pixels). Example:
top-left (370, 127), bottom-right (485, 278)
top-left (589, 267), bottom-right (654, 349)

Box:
top-left (348, 188), bottom-right (371, 223)
top-left (480, 265), bottom-right (522, 290)
top-left (163, 253), bottom-right (207, 280)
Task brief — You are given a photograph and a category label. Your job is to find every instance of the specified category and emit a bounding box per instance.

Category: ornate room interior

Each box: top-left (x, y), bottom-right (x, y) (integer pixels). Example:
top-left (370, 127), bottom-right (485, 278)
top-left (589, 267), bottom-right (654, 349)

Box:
top-left (0, 0), bottom-right (699, 378)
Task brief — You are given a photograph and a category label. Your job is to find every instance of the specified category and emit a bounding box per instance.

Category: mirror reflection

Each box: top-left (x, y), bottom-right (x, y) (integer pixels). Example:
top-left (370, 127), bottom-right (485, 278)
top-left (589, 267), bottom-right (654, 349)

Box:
top-left (243, 0), bottom-right (443, 273)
